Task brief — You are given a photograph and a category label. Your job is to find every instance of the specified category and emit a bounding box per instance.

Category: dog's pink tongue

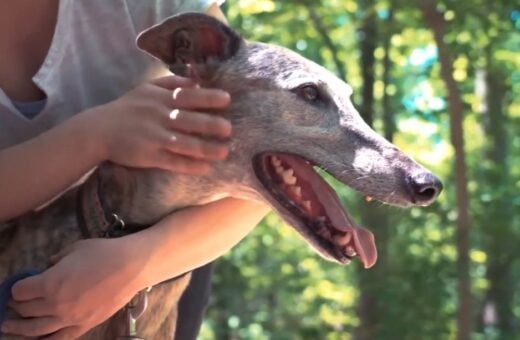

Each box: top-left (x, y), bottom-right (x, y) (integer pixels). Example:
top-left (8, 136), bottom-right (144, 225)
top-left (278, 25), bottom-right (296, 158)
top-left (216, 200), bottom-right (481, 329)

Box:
top-left (302, 166), bottom-right (378, 268)
top-left (282, 154), bottom-right (378, 269)
top-left (352, 227), bottom-right (377, 269)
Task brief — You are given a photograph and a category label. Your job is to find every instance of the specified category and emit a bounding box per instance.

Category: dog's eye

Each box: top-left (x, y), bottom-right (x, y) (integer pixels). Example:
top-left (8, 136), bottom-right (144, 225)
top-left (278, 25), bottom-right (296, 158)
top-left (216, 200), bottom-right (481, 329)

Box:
top-left (298, 84), bottom-right (320, 102)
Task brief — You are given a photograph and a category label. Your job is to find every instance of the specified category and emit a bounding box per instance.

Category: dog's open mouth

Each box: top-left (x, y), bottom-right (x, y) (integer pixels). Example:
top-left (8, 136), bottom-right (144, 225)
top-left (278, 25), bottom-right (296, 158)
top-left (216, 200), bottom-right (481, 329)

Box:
top-left (253, 152), bottom-right (377, 268)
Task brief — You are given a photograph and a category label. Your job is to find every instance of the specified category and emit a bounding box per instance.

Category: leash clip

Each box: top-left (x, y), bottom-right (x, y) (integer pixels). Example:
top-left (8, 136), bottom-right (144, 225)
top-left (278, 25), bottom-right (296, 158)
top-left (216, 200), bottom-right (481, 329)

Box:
top-left (104, 213), bottom-right (126, 237)
top-left (117, 287), bottom-right (152, 340)
top-left (108, 213), bottom-right (125, 230)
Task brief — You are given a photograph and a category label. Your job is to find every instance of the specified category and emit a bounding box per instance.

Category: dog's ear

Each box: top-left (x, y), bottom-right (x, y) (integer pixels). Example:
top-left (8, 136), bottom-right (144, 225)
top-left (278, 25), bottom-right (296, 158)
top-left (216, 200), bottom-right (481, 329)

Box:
top-left (136, 12), bottom-right (243, 78)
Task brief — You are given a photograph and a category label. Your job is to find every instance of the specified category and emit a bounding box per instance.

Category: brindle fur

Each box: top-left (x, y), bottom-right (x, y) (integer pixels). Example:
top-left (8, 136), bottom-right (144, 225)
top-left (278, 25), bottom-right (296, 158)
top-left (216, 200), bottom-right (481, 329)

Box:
top-left (0, 13), bottom-right (441, 339)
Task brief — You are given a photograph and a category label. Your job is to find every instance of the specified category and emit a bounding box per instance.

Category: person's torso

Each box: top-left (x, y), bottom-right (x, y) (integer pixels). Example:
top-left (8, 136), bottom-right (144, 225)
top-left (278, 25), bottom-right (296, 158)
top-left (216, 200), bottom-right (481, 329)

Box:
top-left (0, 0), bottom-right (216, 149)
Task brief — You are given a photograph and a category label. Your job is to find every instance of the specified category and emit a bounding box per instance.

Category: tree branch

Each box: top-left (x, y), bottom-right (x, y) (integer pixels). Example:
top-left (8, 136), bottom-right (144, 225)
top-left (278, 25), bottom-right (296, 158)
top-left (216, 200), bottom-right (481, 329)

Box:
top-left (308, 9), bottom-right (347, 80)
top-left (421, 2), bottom-right (472, 339)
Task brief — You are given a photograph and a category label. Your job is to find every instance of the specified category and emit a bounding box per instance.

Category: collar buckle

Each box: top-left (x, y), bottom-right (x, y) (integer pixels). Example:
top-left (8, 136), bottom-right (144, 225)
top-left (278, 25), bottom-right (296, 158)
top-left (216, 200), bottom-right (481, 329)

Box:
top-left (104, 213), bottom-right (127, 238)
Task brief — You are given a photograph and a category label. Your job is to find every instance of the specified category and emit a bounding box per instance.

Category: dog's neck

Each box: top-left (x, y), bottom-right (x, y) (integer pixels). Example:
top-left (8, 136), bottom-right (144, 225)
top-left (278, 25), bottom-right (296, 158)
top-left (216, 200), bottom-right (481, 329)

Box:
top-left (92, 164), bottom-right (135, 221)
top-left (93, 164), bottom-right (170, 225)
top-left (92, 163), bottom-right (232, 226)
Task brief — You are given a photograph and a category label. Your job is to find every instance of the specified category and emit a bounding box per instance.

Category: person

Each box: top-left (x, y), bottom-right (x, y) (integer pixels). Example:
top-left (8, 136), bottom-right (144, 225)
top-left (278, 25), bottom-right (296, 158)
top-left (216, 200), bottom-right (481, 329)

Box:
top-left (0, 0), bottom-right (269, 338)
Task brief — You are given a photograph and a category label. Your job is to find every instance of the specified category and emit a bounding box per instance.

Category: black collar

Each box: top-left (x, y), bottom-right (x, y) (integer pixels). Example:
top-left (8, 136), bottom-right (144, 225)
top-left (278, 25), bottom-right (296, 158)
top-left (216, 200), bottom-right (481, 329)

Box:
top-left (76, 173), bottom-right (148, 238)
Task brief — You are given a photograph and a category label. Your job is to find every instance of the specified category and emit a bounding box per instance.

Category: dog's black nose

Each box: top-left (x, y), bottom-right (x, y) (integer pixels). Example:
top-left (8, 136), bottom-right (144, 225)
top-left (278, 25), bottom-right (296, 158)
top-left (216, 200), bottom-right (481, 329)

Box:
top-left (406, 172), bottom-right (443, 205)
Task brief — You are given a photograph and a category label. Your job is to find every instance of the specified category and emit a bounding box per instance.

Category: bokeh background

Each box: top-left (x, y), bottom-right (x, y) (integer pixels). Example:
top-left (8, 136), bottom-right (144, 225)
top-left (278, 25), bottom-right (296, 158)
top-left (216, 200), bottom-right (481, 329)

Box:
top-left (200, 1), bottom-right (520, 339)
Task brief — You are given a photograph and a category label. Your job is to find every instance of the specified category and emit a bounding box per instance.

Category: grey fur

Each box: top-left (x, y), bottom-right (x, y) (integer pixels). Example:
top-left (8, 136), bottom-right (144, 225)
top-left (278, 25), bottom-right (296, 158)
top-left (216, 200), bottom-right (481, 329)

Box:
top-left (0, 13), bottom-right (441, 339)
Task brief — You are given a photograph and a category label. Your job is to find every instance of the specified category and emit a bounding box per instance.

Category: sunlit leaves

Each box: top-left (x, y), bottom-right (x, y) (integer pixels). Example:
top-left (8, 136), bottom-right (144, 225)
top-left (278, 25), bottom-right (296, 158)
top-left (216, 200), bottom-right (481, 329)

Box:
top-left (203, 0), bottom-right (520, 338)
top-left (237, 0), bottom-right (276, 14)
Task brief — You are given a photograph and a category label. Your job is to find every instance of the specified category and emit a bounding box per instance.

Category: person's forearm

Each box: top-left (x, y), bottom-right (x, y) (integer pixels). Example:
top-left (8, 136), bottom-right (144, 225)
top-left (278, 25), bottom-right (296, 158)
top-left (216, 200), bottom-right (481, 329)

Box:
top-left (0, 110), bottom-right (102, 221)
top-left (121, 198), bottom-right (270, 289)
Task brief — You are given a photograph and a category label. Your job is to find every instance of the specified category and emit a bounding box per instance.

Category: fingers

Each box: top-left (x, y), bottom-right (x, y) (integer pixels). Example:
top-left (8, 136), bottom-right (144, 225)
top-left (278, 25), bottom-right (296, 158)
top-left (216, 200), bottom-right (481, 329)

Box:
top-left (1, 316), bottom-right (63, 337)
top-left (9, 298), bottom-right (51, 318)
top-left (163, 131), bottom-right (229, 161)
top-left (151, 126), bottom-right (230, 174)
top-left (152, 75), bottom-right (231, 110)
top-left (11, 275), bottom-right (45, 301)
top-left (41, 326), bottom-right (83, 340)
top-left (168, 109), bottom-right (232, 138)
top-left (172, 87), bottom-right (230, 109)
top-left (151, 75), bottom-right (196, 90)
top-left (154, 152), bottom-right (212, 175)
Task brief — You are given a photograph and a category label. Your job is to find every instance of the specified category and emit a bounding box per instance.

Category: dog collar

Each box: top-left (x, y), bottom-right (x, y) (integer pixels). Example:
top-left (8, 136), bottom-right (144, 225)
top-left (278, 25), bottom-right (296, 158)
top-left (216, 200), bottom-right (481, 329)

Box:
top-left (77, 173), bottom-right (148, 238)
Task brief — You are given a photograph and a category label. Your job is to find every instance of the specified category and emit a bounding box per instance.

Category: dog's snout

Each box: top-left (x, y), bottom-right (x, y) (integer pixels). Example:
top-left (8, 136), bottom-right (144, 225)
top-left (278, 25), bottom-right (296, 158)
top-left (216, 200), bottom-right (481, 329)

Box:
top-left (406, 172), bottom-right (443, 206)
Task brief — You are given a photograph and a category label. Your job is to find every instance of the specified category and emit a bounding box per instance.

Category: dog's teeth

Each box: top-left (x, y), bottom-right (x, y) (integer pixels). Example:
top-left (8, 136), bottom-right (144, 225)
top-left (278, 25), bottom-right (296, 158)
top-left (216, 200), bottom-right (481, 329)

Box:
top-left (286, 177), bottom-right (297, 185)
top-left (333, 233), bottom-right (352, 246)
top-left (282, 169), bottom-right (297, 185)
top-left (290, 186), bottom-right (302, 199)
top-left (302, 200), bottom-right (312, 212)
top-left (365, 196), bottom-right (374, 202)
top-left (345, 246), bottom-right (357, 257)
top-left (271, 156), bottom-right (281, 167)
top-left (317, 226), bottom-right (331, 239)
top-left (275, 165), bottom-right (284, 175)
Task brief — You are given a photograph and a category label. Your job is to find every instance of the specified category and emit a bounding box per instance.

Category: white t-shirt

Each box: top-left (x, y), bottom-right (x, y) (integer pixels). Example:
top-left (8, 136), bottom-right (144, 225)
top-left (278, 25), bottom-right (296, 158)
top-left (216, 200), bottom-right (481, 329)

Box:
top-left (0, 0), bottom-right (221, 149)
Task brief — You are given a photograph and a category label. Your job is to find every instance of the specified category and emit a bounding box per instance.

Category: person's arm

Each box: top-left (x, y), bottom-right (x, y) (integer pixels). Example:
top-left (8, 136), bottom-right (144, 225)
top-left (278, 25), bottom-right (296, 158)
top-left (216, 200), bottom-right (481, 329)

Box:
top-left (0, 75), bottom-right (231, 222)
top-left (132, 198), bottom-right (269, 286)
top-left (3, 198), bottom-right (270, 339)
top-left (0, 112), bottom-right (102, 221)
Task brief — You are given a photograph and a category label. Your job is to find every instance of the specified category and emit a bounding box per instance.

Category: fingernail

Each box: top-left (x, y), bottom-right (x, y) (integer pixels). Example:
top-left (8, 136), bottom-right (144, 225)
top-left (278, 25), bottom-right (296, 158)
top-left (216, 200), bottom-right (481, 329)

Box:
top-left (224, 122), bottom-right (232, 136)
top-left (219, 146), bottom-right (230, 160)
top-left (219, 91), bottom-right (231, 101)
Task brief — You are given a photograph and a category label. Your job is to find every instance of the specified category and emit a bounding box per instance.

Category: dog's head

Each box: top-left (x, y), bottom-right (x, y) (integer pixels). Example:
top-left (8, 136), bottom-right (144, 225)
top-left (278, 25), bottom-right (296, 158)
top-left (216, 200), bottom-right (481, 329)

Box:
top-left (137, 13), bottom-right (443, 268)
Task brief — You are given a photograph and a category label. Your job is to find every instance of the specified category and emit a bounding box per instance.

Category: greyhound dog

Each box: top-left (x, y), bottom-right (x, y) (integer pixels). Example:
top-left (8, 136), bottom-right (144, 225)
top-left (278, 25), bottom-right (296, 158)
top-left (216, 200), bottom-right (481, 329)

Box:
top-left (0, 13), bottom-right (442, 339)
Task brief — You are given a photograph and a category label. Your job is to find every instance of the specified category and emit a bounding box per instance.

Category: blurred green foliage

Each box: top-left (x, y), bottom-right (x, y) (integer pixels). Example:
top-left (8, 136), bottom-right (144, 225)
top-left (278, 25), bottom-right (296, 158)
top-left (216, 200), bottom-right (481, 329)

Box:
top-left (200, 1), bottom-right (520, 339)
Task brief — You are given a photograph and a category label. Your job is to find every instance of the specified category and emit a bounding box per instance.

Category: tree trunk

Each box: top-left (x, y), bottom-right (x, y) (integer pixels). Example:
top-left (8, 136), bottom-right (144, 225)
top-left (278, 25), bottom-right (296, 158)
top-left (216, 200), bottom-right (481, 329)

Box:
top-left (478, 64), bottom-right (516, 336)
top-left (354, 2), bottom-right (394, 340)
top-left (381, 8), bottom-right (396, 142)
top-left (357, 0), bottom-right (377, 127)
top-left (421, 2), bottom-right (472, 339)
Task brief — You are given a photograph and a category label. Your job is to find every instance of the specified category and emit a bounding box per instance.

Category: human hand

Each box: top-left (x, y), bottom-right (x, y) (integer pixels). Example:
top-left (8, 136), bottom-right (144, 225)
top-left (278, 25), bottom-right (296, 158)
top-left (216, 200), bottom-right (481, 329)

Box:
top-left (0, 199), bottom-right (270, 339)
top-left (85, 75), bottom-right (232, 175)
top-left (1, 238), bottom-right (142, 339)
